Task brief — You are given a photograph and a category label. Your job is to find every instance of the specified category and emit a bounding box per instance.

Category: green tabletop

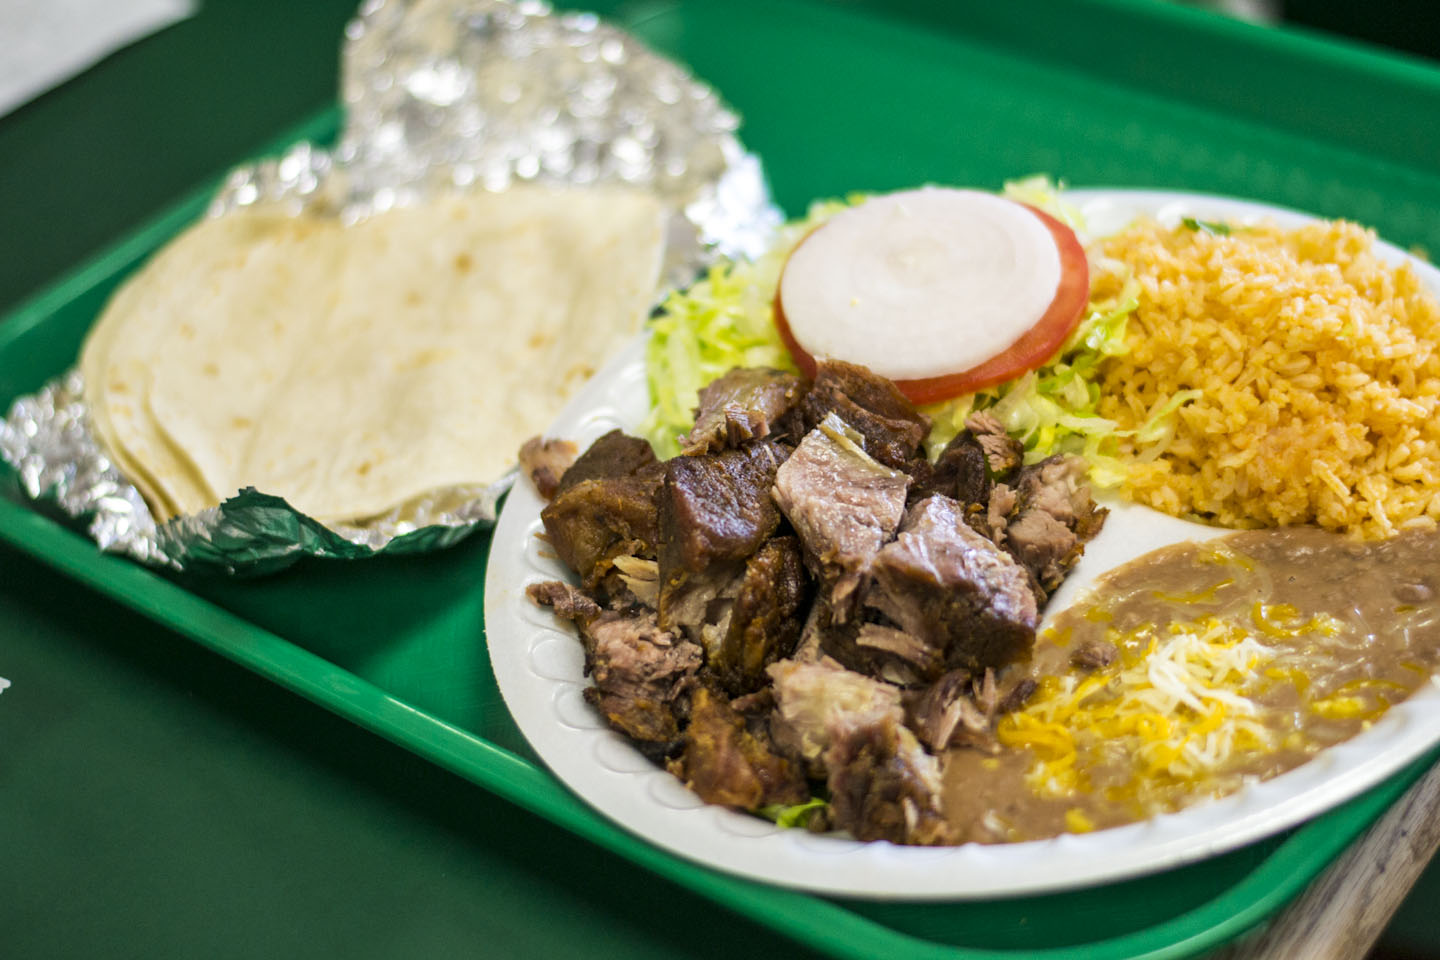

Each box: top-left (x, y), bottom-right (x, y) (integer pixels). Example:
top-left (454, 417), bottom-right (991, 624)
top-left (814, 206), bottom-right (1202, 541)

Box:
top-left (0, 538), bottom-right (838, 960)
top-left (3, 2), bottom-right (1440, 958)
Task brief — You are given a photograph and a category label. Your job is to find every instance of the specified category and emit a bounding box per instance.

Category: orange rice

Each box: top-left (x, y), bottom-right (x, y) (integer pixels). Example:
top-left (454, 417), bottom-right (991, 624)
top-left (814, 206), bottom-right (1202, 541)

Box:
top-left (1093, 217), bottom-right (1440, 538)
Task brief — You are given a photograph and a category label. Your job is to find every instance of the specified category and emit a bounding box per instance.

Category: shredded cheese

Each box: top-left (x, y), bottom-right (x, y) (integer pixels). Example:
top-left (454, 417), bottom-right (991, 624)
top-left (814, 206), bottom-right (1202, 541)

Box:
top-left (1000, 617), bottom-right (1279, 800)
top-left (997, 572), bottom-right (1421, 832)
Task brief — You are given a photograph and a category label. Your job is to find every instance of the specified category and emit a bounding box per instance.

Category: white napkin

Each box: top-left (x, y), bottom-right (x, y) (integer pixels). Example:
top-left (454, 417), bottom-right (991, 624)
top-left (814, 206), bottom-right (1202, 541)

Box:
top-left (0, 0), bottom-right (195, 118)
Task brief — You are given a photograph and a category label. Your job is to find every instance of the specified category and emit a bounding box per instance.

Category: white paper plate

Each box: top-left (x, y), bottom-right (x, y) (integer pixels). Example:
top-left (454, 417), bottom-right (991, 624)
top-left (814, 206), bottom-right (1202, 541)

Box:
top-left (484, 190), bottom-right (1440, 899)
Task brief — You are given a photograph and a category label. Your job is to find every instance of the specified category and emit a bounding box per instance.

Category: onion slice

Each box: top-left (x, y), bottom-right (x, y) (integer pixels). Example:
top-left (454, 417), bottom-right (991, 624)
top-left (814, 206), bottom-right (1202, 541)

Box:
top-left (775, 188), bottom-right (1090, 405)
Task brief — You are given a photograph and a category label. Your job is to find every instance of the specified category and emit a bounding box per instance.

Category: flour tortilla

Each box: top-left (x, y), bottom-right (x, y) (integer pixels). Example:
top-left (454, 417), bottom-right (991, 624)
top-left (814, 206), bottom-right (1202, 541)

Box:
top-left (80, 214), bottom-right (306, 518)
top-left (82, 186), bottom-right (665, 523)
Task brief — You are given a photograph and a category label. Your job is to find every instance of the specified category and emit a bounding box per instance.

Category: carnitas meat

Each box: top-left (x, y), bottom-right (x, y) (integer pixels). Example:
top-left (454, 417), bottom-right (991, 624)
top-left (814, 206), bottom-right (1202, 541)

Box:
top-left (518, 436), bottom-right (577, 500)
top-left (772, 414), bottom-right (909, 620)
top-left (799, 360), bottom-right (931, 470)
top-left (656, 440), bottom-right (787, 634)
top-left (681, 367), bottom-right (807, 455)
top-left (709, 536), bottom-right (809, 695)
top-left (540, 433), bottom-right (663, 596)
top-left (863, 495), bottom-right (1038, 674)
top-left (582, 609), bottom-right (702, 746)
top-left (522, 357), bottom-right (1108, 848)
top-left (669, 686), bottom-right (809, 810)
top-left (766, 656), bottom-right (904, 778)
top-left (825, 714), bottom-right (953, 846)
top-left (1001, 455), bottom-right (1109, 596)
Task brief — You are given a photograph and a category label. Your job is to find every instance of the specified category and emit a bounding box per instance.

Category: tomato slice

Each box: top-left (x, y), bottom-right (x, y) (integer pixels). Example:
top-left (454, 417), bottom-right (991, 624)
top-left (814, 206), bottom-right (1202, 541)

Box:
top-left (774, 204), bottom-right (1090, 406)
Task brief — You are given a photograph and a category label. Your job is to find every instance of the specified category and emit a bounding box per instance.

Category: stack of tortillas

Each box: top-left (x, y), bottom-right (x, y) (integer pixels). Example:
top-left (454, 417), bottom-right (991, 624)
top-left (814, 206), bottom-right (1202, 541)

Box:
top-left (80, 187), bottom-right (665, 523)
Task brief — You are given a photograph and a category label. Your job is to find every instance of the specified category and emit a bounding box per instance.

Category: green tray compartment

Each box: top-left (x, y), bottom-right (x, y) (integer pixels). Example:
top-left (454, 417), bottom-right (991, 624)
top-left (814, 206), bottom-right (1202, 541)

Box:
top-left (4, 1), bottom-right (1440, 957)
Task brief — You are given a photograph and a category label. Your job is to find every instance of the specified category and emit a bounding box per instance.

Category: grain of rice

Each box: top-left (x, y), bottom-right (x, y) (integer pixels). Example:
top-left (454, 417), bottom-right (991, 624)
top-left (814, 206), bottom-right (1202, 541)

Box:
top-left (1094, 217), bottom-right (1440, 538)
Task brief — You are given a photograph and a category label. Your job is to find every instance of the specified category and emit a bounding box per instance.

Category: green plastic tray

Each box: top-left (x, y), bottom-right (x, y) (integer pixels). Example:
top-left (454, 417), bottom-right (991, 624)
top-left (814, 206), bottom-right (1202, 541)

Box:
top-left (4, 1), bottom-right (1440, 956)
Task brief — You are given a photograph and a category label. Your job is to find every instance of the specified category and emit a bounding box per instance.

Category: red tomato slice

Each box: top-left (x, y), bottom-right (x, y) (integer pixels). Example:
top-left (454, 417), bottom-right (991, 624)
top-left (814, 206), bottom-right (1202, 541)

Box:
top-left (774, 203), bottom-right (1090, 406)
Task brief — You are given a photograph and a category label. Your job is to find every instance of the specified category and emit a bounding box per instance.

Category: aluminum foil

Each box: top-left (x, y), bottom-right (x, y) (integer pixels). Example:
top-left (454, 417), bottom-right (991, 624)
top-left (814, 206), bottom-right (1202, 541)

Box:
top-left (211, 0), bottom-right (781, 281)
top-left (0, 0), bottom-right (781, 575)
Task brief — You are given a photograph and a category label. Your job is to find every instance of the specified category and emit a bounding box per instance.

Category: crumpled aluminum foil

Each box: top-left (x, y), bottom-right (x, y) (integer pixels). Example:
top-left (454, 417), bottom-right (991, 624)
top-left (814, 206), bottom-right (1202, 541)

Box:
top-left (0, 0), bottom-right (782, 575)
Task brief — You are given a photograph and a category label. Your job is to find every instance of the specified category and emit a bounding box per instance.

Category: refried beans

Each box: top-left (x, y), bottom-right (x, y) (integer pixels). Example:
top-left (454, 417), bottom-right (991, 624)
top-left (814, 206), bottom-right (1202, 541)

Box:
top-left (945, 526), bottom-right (1440, 843)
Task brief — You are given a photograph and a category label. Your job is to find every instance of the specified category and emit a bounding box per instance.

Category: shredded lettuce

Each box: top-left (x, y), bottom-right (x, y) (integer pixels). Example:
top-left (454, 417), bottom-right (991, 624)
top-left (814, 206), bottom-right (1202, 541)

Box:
top-left (642, 177), bottom-right (1187, 483)
top-left (757, 797), bottom-right (828, 829)
top-left (1181, 216), bottom-right (1232, 237)
top-left (1129, 387), bottom-right (1203, 463)
top-left (1001, 174), bottom-right (1087, 232)
top-left (917, 179), bottom-right (1144, 483)
top-left (943, 270), bottom-right (1140, 485)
